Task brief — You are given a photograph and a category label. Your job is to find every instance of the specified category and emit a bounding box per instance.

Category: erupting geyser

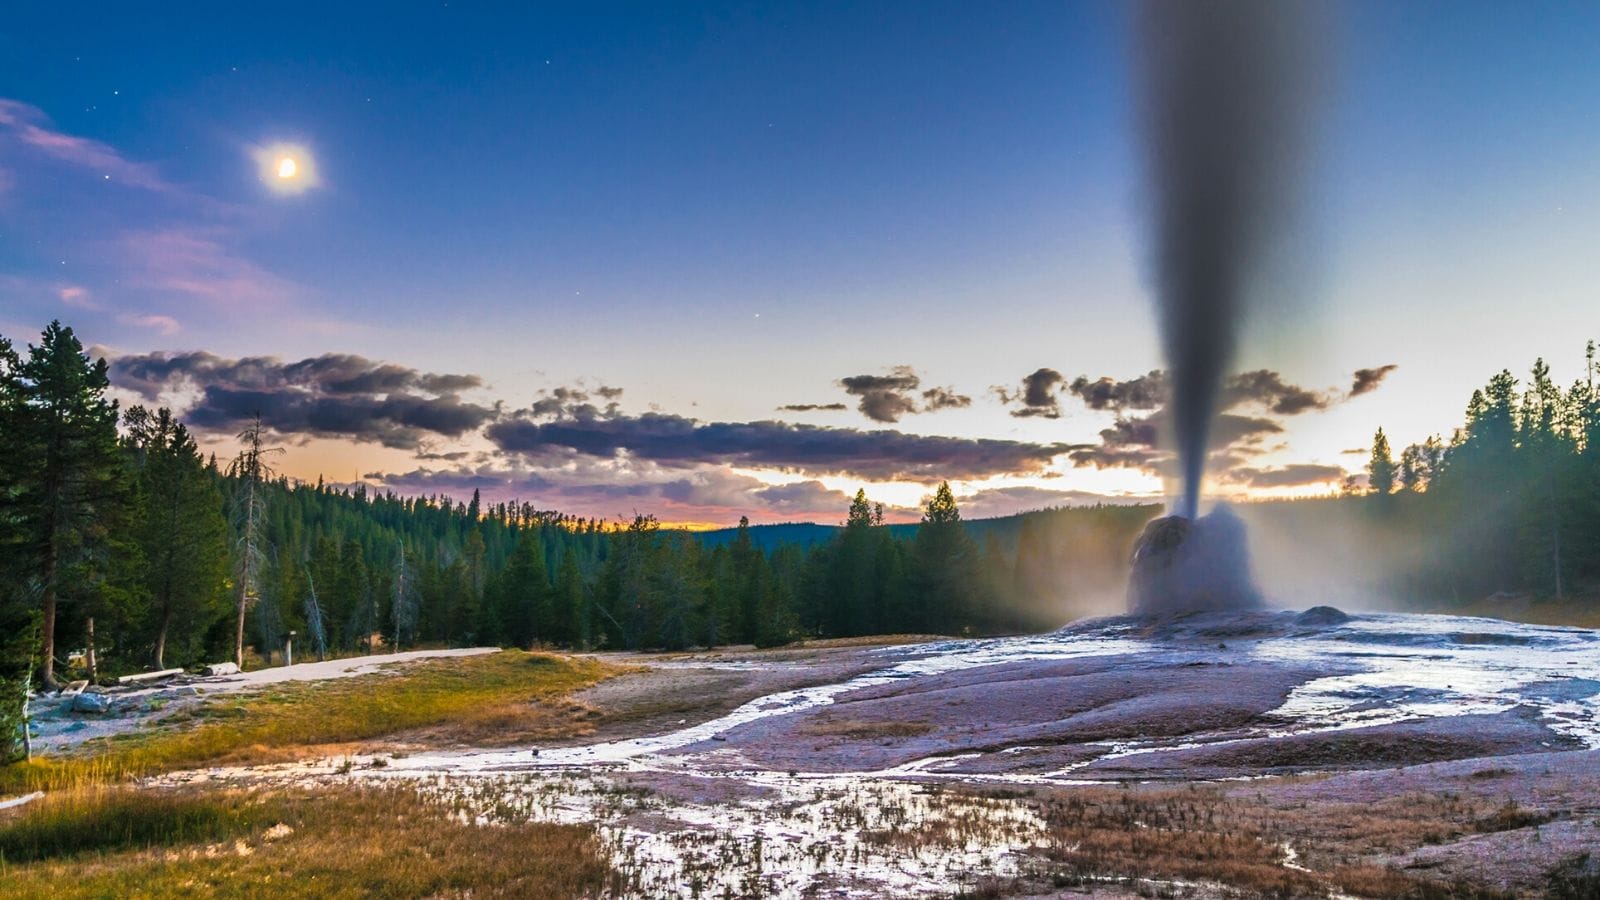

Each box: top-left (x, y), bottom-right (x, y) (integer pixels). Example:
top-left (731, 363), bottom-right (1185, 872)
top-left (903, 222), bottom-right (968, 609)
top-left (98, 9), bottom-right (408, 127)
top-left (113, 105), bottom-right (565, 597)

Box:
top-left (1135, 0), bottom-right (1322, 521)
top-left (1127, 0), bottom-right (1325, 614)
top-left (1128, 506), bottom-right (1262, 615)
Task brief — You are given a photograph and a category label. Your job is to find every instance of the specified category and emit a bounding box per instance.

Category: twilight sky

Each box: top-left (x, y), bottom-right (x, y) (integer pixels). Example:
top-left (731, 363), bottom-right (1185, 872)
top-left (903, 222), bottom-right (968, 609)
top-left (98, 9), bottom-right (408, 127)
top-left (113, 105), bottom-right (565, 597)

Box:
top-left (2, 1), bottom-right (1597, 525)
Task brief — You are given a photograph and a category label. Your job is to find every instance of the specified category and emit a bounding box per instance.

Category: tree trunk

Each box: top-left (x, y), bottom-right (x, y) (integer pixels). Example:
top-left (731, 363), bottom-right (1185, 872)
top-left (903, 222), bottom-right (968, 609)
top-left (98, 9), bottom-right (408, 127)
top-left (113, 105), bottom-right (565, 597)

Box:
top-left (84, 617), bottom-right (97, 683)
top-left (234, 479), bottom-right (255, 670)
top-left (39, 546), bottom-right (58, 690)
top-left (234, 577), bottom-right (248, 669)
top-left (154, 604), bottom-right (172, 670)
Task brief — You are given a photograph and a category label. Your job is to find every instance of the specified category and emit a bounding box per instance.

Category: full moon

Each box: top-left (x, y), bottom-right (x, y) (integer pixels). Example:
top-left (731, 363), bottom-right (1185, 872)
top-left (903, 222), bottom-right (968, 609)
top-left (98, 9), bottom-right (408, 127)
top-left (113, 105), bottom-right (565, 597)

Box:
top-left (253, 141), bottom-right (319, 195)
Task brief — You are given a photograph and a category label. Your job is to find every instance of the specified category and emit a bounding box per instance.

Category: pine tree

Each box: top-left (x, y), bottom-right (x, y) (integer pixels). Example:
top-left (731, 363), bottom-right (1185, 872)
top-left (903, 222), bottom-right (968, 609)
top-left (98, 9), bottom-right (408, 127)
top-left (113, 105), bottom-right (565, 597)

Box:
top-left (499, 530), bottom-right (549, 647)
top-left (456, 527), bottom-right (487, 643)
top-left (730, 516), bottom-right (760, 643)
top-left (1, 323), bottom-right (127, 688)
top-left (908, 482), bottom-right (976, 633)
top-left (1367, 428), bottom-right (1396, 496)
top-left (553, 545), bottom-right (588, 648)
top-left (124, 407), bottom-right (228, 668)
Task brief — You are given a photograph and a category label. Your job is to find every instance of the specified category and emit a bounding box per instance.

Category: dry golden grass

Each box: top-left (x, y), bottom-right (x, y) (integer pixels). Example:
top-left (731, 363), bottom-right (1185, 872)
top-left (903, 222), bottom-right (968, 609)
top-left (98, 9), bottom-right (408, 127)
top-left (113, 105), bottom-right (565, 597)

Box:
top-left (0, 783), bottom-right (610, 899)
top-left (1, 651), bottom-right (622, 794)
top-left (1026, 785), bottom-right (1523, 899)
top-left (0, 785), bottom-right (265, 863)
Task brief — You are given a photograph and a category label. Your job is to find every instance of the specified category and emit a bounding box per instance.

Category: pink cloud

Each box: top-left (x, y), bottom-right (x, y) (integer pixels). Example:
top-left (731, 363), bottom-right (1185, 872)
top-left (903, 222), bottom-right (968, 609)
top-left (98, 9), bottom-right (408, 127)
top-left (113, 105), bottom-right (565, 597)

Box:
top-left (0, 98), bottom-right (177, 194)
top-left (118, 313), bottom-right (182, 335)
top-left (118, 228), bottom-right (294, 306)
top-left (57, 285), bottom-right (102, 310)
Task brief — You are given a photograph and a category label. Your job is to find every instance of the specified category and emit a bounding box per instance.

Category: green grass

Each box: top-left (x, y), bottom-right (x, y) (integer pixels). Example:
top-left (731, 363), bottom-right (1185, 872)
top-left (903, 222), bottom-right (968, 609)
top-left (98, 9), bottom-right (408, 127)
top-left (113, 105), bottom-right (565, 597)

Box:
top-left (1, 650), bottom-right (622, 794)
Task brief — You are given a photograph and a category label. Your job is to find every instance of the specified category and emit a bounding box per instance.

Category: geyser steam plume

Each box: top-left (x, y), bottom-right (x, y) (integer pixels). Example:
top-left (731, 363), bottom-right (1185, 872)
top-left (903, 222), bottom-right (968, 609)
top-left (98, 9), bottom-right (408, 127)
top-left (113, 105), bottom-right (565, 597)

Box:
top-left (1135, 1), bottom-right (1324, 517)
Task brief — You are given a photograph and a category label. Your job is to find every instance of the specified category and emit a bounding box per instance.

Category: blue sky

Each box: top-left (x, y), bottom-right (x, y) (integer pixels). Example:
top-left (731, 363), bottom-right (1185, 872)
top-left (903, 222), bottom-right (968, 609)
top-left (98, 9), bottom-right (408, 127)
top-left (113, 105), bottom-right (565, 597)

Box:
top-left (2, 2), bottom-right (1596, 523)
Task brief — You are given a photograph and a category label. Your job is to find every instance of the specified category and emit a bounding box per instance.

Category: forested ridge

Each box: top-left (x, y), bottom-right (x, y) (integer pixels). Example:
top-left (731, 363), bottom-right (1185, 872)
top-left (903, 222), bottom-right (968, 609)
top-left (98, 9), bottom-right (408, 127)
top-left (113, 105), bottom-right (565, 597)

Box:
top-left (1353, 342), bottom-right (1600, 603)
top-left (0, 322), bottom-right (1152, 761)
top-left (3, 320), bottom-right (1598, 762)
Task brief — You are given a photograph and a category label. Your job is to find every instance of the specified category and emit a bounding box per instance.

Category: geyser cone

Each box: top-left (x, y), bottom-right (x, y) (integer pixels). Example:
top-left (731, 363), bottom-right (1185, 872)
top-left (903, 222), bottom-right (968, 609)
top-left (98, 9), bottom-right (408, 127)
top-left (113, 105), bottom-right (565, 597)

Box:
top-left (1128, 505), bottom-right (1262, 616)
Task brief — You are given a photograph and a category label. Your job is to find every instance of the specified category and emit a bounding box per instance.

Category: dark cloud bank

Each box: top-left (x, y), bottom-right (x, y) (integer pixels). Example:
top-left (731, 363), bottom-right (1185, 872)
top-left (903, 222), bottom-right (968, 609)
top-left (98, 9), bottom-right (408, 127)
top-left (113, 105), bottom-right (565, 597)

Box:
top-left (110, 351), bottom-right (494, 449)
top-left (105, 346), bottom-right (1386, 510)
top-left (487, 410), bottom-right (1072, 482)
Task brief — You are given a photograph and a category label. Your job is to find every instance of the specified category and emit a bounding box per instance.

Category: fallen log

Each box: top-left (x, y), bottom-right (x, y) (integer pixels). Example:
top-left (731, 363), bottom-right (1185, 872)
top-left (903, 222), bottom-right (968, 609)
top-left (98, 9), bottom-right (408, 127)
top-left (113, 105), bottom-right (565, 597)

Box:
top-left (116, 668), bottom-right (185, 685)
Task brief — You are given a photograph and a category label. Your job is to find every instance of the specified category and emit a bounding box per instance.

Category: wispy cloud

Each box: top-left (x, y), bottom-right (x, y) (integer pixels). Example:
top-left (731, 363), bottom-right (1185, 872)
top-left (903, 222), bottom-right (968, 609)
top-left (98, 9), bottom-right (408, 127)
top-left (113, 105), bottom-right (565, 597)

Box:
top-left (57, 285), bottom-right (101, 310)
top-left (118, 313), bottom-right (181, 335)
top-left (0, 98), bottom-right (179, 194)
top-left (117, 228), bottom-right (295, 307)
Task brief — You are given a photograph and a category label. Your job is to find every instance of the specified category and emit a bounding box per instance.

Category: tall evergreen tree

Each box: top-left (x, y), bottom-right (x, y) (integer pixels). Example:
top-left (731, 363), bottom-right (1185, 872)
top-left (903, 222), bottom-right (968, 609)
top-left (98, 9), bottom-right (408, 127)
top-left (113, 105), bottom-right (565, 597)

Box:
top-left (124, 407), bottom-right (228, 668)
top-left (553, 545), bottom-right (588, 648)
top-left (498, 530), bottom-right (550, 647)
top-left (908, 482), bottom-right (977, 633)
top-left (1367, 428), bottom-right (1396, 497)
top-left (1, 323), bottom-right (126, 688)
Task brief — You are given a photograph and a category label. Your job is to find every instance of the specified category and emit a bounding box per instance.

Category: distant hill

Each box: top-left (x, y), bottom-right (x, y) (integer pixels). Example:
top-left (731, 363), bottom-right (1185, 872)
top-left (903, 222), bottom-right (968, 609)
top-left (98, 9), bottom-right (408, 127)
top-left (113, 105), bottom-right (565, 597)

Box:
top-left (690, 504), bottom-right (1164, 554)
top-left (693, 522), bottom-right (845, 552)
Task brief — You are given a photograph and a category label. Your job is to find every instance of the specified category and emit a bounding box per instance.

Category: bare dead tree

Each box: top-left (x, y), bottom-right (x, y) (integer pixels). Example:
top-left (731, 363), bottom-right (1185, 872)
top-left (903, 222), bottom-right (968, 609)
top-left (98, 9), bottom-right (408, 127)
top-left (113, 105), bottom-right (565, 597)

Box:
top-left (391, 540), bottom-right (419, 651)
top-left (303, 568), bottom-right (328, 661)
top-left (226, 415), bottom-right (280, 669)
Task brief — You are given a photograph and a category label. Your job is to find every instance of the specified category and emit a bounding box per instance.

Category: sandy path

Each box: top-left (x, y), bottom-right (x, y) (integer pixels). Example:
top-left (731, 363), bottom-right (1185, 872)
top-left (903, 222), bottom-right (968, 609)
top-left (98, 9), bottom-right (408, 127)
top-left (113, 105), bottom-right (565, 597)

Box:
top-left (198, 646), bottom-right (499, 693)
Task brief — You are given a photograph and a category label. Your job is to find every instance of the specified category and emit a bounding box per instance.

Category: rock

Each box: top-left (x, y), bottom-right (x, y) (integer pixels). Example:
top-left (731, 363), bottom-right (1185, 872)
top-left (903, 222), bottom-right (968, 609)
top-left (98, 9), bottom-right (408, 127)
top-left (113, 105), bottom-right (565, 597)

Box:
top-left (64, 721), bottom-right (89, 733)
top-left (202, 662), bottom-right (240, 677)
top-left (72, 691), bottom-right (113, 714)
top-left (1296, 606), bottom-right (1351, 627)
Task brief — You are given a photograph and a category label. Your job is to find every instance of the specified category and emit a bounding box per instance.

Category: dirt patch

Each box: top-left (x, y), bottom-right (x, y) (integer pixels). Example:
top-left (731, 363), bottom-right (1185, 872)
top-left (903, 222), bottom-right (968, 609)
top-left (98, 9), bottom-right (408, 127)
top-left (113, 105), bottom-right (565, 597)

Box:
top-left (705, 655), bottom-right (1335, 773)
top-left (797, 717), bottom-right (932, 740)
top-left (1082, 709), bottom-right (1579, 779)
top-left (565, 646), bottom-right (891, 745)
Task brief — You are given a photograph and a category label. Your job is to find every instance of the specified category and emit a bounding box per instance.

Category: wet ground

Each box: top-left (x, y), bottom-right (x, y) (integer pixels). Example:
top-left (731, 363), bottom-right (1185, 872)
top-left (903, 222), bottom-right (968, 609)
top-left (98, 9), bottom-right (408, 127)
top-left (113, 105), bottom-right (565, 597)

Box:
top-left (166, 609), bottom-right (1600, 897)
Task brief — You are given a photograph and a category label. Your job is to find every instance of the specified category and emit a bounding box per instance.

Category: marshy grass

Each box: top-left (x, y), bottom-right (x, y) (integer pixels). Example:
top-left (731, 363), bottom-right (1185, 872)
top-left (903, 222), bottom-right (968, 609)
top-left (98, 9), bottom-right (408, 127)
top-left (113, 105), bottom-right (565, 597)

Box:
top-left (0, 783), bottom-right (611, 899)
top-left (1030, 785), bottom-right (1524, 899)
top-left (0, 786), bottom-right (264, 863)
top-left (1, 650), bottom-right (621, 794)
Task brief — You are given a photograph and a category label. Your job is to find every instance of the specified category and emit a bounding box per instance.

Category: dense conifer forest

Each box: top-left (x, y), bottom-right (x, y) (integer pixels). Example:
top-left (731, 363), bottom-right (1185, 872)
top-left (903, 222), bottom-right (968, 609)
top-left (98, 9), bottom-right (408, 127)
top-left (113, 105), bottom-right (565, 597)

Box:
top-left (2, 321), bottom-right (1598, 760)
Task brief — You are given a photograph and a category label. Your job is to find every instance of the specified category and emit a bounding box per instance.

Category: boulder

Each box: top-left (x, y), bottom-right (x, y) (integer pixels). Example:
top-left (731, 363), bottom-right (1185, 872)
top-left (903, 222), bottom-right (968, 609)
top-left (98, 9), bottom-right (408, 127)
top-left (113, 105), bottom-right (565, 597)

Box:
top-left (202, 662), bottom-right (240, 677)
top-left (72, 691), bottom-right (114, 714)
top-left (1296, 605), bottom-right (1351, 627)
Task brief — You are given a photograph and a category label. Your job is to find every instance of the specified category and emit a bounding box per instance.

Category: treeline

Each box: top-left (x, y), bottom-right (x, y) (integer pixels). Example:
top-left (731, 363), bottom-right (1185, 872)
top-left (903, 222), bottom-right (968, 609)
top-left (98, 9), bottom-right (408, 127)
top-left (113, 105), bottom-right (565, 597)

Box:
top-left (0, 321), bottom-right (1149, 759)
top-left (1361, 342), bottom-right (1600, 601)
